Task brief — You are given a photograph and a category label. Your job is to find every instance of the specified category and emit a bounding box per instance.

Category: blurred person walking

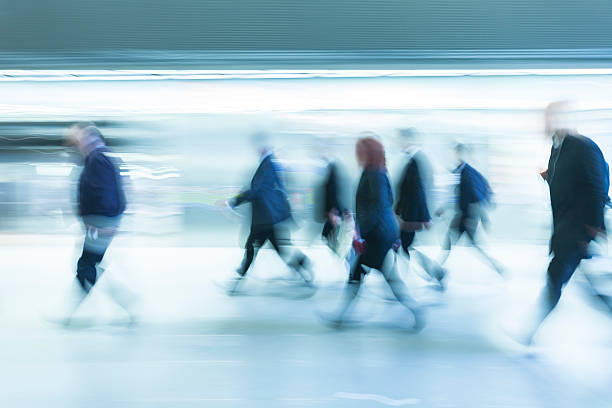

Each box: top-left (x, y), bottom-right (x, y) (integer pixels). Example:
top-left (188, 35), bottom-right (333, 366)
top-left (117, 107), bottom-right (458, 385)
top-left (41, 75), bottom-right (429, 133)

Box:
top-left (63, 123), bottom-right (136, 325)
top-left (227, 133), bottom-right (314, 294)
top-left (315, 151), bottom-right (355, 264)
top-left (436, 143), bottom-right (503, 276)
top-left (394, 129), bottom-right (445, 288)
top-left (323, 136), bottom-right (424, 330)
top-left (519, 102), bottom-right (610, 345)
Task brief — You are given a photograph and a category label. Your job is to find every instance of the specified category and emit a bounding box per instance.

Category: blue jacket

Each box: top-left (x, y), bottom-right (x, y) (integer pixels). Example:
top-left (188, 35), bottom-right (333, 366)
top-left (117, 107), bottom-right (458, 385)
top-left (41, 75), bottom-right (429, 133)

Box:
top-left (78, 147), bottom-right (126, 217)
top-left (233, 154), bottom-right (291, 226)
top-left (355, 168), bottom-right (399, 270)
top-left (356, 168), bottom-right (398, 240)
top-left (455, 162), bottom-right (492, 214)
top-left (547, 134), bottom-right (610, 254)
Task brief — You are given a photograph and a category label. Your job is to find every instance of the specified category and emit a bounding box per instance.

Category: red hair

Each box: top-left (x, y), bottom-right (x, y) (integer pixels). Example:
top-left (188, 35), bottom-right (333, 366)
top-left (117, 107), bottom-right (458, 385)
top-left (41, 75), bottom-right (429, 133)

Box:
top-left (356, 137), bottom-right (386, 169)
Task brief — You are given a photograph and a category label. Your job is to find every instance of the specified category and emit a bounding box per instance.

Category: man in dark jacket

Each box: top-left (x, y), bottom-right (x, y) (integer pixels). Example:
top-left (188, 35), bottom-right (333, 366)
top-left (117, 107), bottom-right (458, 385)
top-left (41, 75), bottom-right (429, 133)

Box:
top-left (318, 160), bottom-right (346, 240)
top-left (227, 133), bottom-right (313, 293)
top-left (394, 129), bottom-right (445, 287)
top-left (73, 123), bottom-right (126, 290)
top-left (64, 122), bottom-right (133, 323)
top-left (524, 102), bottom-right (610, 344)
top-left (315, 155), bottom-right (354, 258)
top-left (437, 143), bottom-right (503, 276)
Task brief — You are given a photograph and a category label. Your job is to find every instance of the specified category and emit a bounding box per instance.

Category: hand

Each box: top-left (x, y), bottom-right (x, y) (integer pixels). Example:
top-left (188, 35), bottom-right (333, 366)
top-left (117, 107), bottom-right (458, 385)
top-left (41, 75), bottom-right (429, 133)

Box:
top-left (218, 198), bottom-right (242, 221)
top-left (392, 238), bottom-right (402, 252)
top-left (352, 238), bottom-right (366, 254)
top-left (539, 169), bottom-right (548, 181)
top-left (328, 210), bottom-right (341, 227)
top-left (435, 208), bottom-right (444, 218)
top-left (585, 224), bottom-right (604, 240)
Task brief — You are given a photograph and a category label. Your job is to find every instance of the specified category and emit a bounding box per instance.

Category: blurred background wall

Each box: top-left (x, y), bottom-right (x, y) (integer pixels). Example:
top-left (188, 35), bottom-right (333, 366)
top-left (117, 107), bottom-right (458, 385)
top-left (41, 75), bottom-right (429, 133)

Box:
top-left (2, 0), bottom-right (612, 68)
top-left (1, 0), bottom-right (612, 51)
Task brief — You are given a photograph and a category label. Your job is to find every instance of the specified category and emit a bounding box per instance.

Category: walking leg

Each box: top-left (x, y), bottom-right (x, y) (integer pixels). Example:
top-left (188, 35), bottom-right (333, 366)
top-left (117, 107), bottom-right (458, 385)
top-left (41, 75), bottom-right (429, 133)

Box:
top-left (229, 229), bottom-right (263, 295)
top-left (382, 254), bottom-right (425, 331)
top-left (466, 227), bottom-right (503, 275)
top-left (331, 262), bottom-right (366, 326)
top-left (269, 226), bottom-right (314, 285)
top-left (524, 251), bottom-right (581, 344)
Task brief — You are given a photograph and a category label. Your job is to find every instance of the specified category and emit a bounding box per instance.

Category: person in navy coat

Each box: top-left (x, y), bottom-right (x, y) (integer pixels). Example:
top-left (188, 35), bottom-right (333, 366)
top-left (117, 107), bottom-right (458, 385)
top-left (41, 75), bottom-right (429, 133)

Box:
top-left (72, 123), bottom-right (126, 290)
top-left (521, 102), bottom-right (610, 344)
top-left (394, 129), bottom-right (445, 287)
top-left (314, 153), bottom-right (354, 258)
top-left (325, 136), bottom-right (424, 330)
top-left (436, 143), bottom-right (503, 276)
top-left (228, 133), bottom-right (313, 292)
top-left (63, 122), bottom-right (135, 324)
top-left (318, 159), bottom-right (347, 241)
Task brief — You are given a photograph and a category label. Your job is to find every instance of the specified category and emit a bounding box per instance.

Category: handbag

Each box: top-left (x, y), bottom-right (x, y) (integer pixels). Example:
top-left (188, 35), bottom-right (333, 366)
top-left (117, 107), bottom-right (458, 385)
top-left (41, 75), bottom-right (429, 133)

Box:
top-left (329, 213), bottom-right (356, 259)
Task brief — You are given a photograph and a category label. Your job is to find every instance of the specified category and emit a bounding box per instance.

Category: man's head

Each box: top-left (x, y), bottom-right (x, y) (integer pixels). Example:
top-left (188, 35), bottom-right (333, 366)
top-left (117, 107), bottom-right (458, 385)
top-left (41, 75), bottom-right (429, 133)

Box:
top-left (397, 128), bottom-right (418, 150)
top-left (454, 142), bottom-right (468, 164)
top-left (545, 101), bottom-right (575, 140)
top-left (309, 134), bottom-right (335, 161)
top-left (66, 122), bottom-right (104, 157)
top-left (250, 131), bottom-right (273, 157)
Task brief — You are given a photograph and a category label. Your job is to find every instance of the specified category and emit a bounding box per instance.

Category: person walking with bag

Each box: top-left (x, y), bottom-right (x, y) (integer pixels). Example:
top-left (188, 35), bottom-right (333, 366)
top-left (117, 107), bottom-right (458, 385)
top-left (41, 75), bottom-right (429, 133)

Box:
top-left (324, 136), bottom-right (424, 330)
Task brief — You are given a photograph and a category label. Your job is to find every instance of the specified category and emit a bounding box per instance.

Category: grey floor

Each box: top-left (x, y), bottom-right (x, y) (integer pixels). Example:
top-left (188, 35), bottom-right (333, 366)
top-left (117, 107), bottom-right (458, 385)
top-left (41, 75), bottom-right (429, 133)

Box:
top-left (0, 240), bottom-right (611, 407)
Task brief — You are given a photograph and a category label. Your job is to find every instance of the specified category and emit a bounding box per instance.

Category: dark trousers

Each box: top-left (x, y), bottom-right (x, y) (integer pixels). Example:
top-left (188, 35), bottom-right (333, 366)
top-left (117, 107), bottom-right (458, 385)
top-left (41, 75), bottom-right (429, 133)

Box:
top-left (239, 223), bottom-right (310, 280)
top-left (542, 249), bottom-right (583, 318)
top-left (400, 231), bottom-right (416, 255)
top-left (76, 216), bottom-right (119, 293)
top-left (322, 220), bottom-right (335, 241)
top-left (76, 249), bottom-right (106, 292)
top-left (525, 248), bottom-right (583, 342)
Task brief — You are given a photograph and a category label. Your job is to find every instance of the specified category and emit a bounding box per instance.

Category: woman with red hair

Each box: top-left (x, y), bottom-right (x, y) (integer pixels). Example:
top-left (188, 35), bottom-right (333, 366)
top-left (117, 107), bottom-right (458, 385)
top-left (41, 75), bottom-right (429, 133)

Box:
top-left (325, 136), bottom-right (424, 330)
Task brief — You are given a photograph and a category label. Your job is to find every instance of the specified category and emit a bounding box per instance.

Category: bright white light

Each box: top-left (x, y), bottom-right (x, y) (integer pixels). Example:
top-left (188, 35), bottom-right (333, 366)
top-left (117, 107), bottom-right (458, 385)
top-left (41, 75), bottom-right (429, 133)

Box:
top-left (3, 69), bottom-right (612, 81)
top-left (32, 164), bottom-right (75, 176)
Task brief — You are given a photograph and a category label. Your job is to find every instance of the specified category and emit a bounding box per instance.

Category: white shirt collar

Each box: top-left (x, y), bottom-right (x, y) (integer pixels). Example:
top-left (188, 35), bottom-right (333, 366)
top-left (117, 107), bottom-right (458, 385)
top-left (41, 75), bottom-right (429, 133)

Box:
top-left (402, 146), bottom-right (420, 161)
top-left (552, 134), bottom-right (565, 149)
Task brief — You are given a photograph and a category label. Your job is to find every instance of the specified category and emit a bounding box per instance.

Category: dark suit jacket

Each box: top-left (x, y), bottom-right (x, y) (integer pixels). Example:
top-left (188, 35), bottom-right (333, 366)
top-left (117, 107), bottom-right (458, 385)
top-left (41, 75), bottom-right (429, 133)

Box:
top-left (315, 161), bottom-right (348, 223)
top-left (394, 150), bottom-right (433, 223)
top-left (546, 134), bottom-right (610, 254)
top-left (455, 162), bottom-right (492, 215)
top-left (233, 154), bottom-right (292, 226)
top-left (355, 168), bottom-right (399, 269)
top-left (78, 147), bottom-right (126, 217)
